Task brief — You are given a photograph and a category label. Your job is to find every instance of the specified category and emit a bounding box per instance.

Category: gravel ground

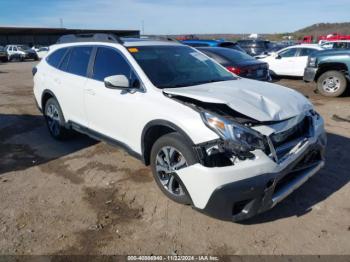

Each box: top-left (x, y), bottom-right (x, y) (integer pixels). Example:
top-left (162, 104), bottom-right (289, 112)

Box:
top-left (0, 61), bottom-right (349, 255)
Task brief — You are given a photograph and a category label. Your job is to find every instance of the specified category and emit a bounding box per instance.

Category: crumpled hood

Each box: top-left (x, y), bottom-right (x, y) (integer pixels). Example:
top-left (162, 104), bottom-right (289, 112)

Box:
top-left (164, 79), bottom-right (313, 122)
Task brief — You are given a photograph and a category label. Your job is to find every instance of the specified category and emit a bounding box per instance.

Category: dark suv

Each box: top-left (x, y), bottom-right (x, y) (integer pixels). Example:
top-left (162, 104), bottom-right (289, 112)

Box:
top-left (304, 49), bottom-right (350, 97)
top-left (237, 39), bottom-right (271, 56)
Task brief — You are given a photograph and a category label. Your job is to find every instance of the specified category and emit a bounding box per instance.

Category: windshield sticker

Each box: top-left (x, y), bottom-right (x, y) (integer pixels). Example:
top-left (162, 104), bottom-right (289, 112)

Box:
top-left (190, 52), bottom-right (209, 62)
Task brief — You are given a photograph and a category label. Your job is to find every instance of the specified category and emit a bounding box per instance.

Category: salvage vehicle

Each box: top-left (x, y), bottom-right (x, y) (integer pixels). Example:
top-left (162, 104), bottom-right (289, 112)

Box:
top-left (0, 46), bottom-right (8, 62)
top-left (182, 39), bottom-right (247, 53)
top-left (33, 34), bottom-right (326, 221)
top-left (198, 47), bottom-right (271, 81)
top-left (5, 45), bottom-right (39, 61)
top-left (259, 45), bottom-right (323, 77)
top-left (304, 49), bottom-right (350, 97)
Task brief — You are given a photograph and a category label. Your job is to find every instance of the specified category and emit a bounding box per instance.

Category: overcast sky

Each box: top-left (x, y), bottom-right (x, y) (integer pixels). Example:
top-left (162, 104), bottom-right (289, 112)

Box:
top-left (0, 0), bottom-right (349, 34)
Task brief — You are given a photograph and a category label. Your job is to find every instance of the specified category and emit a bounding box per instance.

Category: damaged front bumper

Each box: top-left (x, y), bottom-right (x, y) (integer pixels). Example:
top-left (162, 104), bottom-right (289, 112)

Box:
top-left (176, 117), bottom-right (327, 222)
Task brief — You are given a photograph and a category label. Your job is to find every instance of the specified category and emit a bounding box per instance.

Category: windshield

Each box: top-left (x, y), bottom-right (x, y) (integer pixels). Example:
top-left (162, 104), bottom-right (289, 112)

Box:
top-left (18, 45), bottom-right (30, 51)
top-left (129, 45), bottom-right (236, 88)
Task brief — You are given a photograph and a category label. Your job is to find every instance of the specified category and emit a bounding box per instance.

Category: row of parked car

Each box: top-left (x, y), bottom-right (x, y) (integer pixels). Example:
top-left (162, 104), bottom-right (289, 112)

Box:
top-left (0, 45), bottom-right (49, 62)
top-left (181, 39), bottom-right (350, 97)
top-left (2, 37), bottom-right (349, 97)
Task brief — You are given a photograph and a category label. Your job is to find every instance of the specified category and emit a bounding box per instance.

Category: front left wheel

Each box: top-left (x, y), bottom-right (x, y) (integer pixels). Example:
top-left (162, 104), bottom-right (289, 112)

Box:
top-left (150, 132), bottom-right (197, 205)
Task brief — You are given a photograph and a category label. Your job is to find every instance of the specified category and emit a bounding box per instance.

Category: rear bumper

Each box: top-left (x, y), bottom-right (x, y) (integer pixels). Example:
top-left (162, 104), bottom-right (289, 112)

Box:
top-left (303, 67), bottom-right (318, 82)
top-left (199, 141), bottom-right (325, 221)
top-left (246, 74), bottom-right (271, 82)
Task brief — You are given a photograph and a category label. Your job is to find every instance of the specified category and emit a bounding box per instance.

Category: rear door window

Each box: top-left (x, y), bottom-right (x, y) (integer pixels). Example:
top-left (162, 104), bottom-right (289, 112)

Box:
top-left (66, 46), bottom-right (93, 77)
top-left (46, 48), bottom-right (68, 68)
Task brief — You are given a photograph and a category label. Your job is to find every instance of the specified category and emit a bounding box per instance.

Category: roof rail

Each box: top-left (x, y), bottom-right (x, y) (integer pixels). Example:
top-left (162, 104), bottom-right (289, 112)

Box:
top-left (56, 33), bottom-right (124, 44)
top-left (121, 35), bottom-right (179, 43)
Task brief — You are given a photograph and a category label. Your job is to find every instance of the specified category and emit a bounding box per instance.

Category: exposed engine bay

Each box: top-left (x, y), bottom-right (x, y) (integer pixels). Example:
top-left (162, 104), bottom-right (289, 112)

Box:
top-left (166, 93), bottom-right (313, 168)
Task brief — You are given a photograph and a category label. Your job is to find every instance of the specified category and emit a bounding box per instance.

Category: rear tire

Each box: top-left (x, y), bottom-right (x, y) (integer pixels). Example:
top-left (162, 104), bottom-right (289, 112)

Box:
top-left (44, 98), bottom-right (71, 140)
top-left (150, 132), bottom-right (197, 205)
top-left (317, 71), bottom-right (347, 97)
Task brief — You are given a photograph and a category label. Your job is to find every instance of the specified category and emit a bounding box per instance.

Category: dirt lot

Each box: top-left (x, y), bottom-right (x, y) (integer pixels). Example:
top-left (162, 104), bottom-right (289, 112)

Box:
top-left (0, 61), bottom-right (349, 255)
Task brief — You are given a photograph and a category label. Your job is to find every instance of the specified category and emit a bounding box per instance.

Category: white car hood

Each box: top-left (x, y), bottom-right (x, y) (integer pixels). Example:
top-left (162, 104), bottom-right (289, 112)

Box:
top-left (164, 79), bottom-right (312, 122)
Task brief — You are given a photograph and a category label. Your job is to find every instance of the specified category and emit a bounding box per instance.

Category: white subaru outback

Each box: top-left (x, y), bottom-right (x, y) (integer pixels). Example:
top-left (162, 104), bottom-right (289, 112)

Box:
top-left (33, 34), bottom-right (327, 221)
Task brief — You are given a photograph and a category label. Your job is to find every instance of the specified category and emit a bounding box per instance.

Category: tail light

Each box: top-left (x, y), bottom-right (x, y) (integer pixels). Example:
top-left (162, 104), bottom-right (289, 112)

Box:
top-left (226, 66), bottom-right (246, 75)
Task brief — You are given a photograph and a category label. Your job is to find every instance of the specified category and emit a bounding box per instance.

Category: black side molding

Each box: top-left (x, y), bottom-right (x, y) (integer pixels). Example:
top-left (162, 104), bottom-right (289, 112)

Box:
top-left (68, 121), bottom-right (143, 162)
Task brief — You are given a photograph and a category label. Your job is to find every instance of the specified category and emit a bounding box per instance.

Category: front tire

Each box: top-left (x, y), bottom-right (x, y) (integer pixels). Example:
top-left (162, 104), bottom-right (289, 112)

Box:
top-left (44, 98), bottom-right (70, 140)
top-left (317, 71), bottom-right (347, 97)
top-left (150, 132), bottom-right (197, 205)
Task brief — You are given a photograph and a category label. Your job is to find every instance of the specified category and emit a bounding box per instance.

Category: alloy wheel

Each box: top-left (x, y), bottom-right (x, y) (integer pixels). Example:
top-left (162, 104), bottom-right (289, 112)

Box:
top-left (322, 76), bottom-right (341, 93)
top-left (155, 146), bottom-right (188, 196)
top-left (46, 104), bottom-right (60, 136)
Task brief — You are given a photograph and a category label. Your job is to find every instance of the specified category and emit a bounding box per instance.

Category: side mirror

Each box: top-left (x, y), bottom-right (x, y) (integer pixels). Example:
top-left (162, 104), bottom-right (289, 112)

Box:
top-left (104, 75), bottom-right (130, 89)
top-left (275, 55), bottom-right (282, 59)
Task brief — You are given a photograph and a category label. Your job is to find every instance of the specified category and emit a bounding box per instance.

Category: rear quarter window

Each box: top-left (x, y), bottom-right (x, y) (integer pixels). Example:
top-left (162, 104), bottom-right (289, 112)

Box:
top-left (46, 48), bottom-right (68, 68)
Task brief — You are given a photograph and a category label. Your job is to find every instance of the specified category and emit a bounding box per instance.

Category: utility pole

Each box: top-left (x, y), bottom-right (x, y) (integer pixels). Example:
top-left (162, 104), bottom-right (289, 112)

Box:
top-left (142, 20), bottom-right (145, 35)
top-left (60, 18), bottom-right (64, 28)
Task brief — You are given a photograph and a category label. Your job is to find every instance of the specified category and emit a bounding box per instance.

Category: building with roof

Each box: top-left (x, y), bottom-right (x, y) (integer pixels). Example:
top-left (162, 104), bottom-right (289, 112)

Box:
top-left (0, 26), bottom-right (140, 46)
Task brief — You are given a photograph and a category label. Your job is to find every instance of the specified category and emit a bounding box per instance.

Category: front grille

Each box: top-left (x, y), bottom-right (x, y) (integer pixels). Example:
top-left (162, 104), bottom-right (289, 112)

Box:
top-left (274, 149), bottom-right (322, 193)
top-left (269, 116), bottom-right (313, 162)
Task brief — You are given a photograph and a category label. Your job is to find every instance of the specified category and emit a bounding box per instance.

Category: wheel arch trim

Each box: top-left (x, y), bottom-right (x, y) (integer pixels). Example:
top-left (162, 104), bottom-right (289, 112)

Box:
top-left (141, 119), bottom-right (195, 165)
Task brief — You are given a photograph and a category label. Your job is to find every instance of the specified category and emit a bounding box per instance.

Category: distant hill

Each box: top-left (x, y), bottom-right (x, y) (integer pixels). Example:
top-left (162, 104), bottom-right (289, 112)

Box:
top-left (295, 22), bottom-right (350, 38)
top-left (170, 22), bottom-right (350, 41)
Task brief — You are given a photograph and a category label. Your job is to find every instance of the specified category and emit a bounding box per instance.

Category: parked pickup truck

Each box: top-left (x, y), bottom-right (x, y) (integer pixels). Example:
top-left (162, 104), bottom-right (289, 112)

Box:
top-left (304, 49), bottom-right (350, 97)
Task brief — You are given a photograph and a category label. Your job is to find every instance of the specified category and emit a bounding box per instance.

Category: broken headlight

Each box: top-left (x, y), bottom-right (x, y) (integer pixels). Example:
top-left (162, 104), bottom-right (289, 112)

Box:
top-left (201, 112), bottom-right (266, 152)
